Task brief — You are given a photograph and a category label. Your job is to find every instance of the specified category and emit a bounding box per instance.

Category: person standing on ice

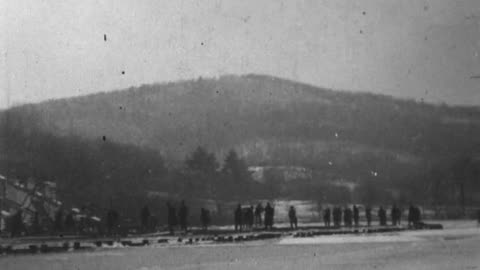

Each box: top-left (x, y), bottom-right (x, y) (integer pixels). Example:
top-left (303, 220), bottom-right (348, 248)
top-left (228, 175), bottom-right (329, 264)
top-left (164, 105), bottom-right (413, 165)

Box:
top-left (353, 205), bottom-right (359, 227)
top-left (288, 206), bottom-right (298, 230)
top-left (391, 205), bottom-right (400, 226)
top-left (254, 203), bottom-right (264, 227)
top-left (264, 202), bottom-right (274, 230)
top-left (347, 207), bottom-right (353, 227)
top-left (391, 205), bottom-right (396, 225)
top-left (178, 200), bottom-right (188, 232)
top-left (247, 206), bottom-right (254, 230)
top-left (323, 207), bottom-right (331, 227)
top-left (397, 206), bottom-right (402, 225)
top-left (333, 206), bottom-right (341, 227)
top-left (200, 208), bottom-right (210, 231)
top-left (365, 206), bottom-right (372, 226)
top-left (167, 202), bottom-right (177, 235)
top-left (140, 205), bottom-right (151, 232)
top-left (378, 206), bottom-right (387, 226)
top-left (344, 206), bottom-right (353, 227)
top-left (234, 204), bottom-right (243, 231)
top-left (413, 206), bottom-right (421, 225)
top-left (106, 208), bottom-right (119, 235)
top-left (343, 207), bottom-right (349, 227)
top-left (408, 205), bottom-right (414, 226)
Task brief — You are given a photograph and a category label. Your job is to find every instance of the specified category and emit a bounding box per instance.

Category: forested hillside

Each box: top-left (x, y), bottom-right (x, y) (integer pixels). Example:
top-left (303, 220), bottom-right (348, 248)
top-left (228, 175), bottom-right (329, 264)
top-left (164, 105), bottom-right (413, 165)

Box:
top-left (1, 74), bottom-right (479, 217)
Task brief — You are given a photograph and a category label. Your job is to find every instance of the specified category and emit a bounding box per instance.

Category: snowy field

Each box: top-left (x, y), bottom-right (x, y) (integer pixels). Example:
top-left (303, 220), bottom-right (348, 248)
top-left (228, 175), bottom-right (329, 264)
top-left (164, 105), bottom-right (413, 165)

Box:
top-left (0, 220), bottom-right (479, 270)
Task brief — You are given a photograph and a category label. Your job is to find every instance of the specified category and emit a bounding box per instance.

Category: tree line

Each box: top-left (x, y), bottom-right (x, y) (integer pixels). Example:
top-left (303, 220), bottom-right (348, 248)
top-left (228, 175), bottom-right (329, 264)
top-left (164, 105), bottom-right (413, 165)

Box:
top-left (1, 108), bottom-right (479, 225)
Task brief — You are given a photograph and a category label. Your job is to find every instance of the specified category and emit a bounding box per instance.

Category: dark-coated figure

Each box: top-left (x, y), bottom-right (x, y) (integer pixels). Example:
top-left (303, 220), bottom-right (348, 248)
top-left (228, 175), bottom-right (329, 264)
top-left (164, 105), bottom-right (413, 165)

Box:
top-left (391, 205), bottom-right (401, 226)
top-left (408, 205), bottom-right (421, 226)
top-left (288, 206), bottom-right (298, 230)
top-left (247, 206), bottom-right (254, 230)
top-left (264, 202), bottom-right (274, 230)
top-left (397, 206), bottom-right (402, 225)
top-left (413, 206), bottom-right (421, 226)
top-left (167, 202), bottom-right (177, 235)
top-left (378, 206), bottom-right (387, 226)
top-left (178, 201), bottom-right (188, 232)
top-left (343, 207), bottom-right (352, 227)
top-left (106, 208), bottom-right (119, 235)
top-left (408, 205), bottom-right (414, 226)
top-left (353, 205), bottom-right (359, 227)
top-left (323, 207), bottom-right (331, 227)
top-left (200, 208), bottom-right (210, 231)
top-left (234, 204), bottom-right (243, 231)
top-left (333, 207), bottom-right (342, 227)
top-left (365, 206), bottom-right (372, 226)
top-left (255, 203), bottom-right (264, 227)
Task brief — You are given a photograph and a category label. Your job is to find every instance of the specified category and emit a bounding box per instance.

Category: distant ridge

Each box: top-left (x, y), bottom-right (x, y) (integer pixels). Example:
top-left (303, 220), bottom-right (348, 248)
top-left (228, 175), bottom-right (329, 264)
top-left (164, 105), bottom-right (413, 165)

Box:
top-left (2, 74), bottom-right (480, 162)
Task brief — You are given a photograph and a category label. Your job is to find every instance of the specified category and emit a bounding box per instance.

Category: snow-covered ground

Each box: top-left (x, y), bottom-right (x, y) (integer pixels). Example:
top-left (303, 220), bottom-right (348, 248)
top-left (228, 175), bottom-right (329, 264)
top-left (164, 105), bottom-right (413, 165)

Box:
top-left (280, 220), bottom-right (480, 245)
top-left (1, 220), bottom-right (479, 270)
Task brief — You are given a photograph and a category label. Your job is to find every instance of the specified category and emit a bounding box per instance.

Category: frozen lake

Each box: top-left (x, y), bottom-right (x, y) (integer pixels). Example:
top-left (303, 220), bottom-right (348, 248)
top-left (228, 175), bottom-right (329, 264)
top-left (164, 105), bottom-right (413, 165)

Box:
top-left (1, 221), bottom-right (479, 270)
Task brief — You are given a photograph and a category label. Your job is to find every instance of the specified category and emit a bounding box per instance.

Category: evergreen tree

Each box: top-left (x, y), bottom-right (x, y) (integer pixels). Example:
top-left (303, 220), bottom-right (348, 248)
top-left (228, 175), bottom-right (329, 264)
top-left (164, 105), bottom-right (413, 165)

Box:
top-left (186, 147), bottom-right (219, 174)
top-left (221, 149), bottom-right (252, 198)
top-left (183, 147), bottom-right (219, 198)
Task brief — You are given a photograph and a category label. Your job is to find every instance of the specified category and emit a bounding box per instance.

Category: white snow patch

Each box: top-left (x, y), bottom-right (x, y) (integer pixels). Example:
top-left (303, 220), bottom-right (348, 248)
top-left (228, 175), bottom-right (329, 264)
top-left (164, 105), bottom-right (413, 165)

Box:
top-left (136, 266), bottom-right (163, 270)
top-left (279, 234), bottom-right (423, 245)
top-left (85, 251), bottom-right (125, 257)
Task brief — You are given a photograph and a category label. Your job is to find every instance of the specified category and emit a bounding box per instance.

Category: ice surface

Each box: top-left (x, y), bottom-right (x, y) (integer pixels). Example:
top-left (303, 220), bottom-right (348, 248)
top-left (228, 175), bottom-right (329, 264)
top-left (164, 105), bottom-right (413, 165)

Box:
top-left (1, 220), bottom-right (479, 270)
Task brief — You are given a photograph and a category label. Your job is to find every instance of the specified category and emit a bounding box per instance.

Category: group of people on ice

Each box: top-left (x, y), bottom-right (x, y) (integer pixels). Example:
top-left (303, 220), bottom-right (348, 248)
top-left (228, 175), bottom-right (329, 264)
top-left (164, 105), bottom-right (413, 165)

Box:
top-left (166, 201), bottom-right (189, 234)
top-left (322, 205), bottom-right (421, 228)
top-left (161, 201), bottom-right (424, 235)
top-left (234, 202), bottom-right (275, 231)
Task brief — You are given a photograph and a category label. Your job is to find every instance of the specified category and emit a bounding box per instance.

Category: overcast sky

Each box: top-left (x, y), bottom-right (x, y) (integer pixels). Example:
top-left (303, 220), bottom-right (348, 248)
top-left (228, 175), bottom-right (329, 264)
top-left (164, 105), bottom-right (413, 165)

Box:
top-left (1, 0), bottom-right (480, 108)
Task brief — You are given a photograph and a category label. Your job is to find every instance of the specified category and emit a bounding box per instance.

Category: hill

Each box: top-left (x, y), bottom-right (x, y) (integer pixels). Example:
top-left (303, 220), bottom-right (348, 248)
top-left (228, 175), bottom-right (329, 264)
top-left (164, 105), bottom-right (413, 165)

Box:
top-left (5, 74), bottom-right (480, 159)
top-left (1, 74), bottom-right (480, 213)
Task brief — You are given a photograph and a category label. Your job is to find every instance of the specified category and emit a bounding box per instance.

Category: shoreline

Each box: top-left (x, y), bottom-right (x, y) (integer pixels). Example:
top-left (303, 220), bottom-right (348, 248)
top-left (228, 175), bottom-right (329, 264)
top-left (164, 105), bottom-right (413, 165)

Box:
top-left (0, 222), bottom-right (445, 257)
